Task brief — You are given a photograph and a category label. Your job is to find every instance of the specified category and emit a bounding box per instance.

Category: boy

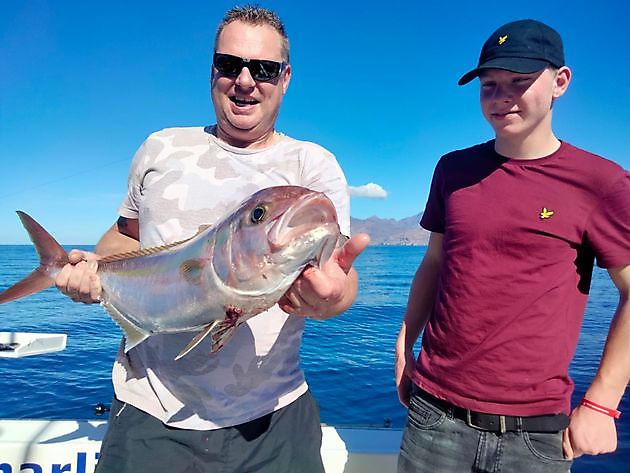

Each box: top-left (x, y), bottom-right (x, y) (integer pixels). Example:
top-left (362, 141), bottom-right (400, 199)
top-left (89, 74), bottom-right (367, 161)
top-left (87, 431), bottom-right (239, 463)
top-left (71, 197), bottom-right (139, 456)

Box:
top-left (396, 19), bottom-right (630, 472)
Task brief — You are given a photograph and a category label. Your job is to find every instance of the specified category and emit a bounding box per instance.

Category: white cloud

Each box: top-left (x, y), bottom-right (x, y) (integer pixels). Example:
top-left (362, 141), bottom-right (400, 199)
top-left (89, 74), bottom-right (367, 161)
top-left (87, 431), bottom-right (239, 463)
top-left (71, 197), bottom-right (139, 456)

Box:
top-left (348, 183), bottom-right (388, 199)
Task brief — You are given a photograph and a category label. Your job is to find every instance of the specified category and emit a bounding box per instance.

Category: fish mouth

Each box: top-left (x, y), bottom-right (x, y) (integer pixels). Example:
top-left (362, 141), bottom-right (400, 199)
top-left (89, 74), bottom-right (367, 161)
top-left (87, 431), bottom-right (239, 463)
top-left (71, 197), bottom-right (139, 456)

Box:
top-left (268, 191), bottom-right (339, 256)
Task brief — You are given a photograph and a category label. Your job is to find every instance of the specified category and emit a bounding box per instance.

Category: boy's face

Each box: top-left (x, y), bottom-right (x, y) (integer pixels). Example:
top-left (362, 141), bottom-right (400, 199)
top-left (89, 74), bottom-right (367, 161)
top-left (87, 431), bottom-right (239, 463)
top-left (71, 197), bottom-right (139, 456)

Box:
top-left (478, 67), bottom-right (569, 140)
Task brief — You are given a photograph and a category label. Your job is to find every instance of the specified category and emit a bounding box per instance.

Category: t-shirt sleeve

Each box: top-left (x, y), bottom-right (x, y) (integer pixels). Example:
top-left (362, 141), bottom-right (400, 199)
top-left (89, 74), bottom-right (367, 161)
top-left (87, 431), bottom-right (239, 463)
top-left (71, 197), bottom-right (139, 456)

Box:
top-left (300, 145), bottom-right (351, 236)
top-left (420, 158), bottom-right (446, 233)
top-left (117, 135), bottom-right (157, 219)
top-left (584, 172), bottom-right (630, 268)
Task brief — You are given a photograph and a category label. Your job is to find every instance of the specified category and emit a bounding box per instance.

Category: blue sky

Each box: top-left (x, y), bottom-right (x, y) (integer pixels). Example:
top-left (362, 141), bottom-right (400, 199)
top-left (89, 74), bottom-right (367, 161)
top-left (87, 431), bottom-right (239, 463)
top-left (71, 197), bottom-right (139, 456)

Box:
top-left (1, 0), bottom-right (628, 244)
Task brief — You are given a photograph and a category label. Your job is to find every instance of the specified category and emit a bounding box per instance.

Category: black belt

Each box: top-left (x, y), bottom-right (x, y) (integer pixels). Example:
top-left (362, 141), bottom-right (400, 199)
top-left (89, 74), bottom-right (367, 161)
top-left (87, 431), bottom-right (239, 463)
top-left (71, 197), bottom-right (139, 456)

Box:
top-left (414, 387), bottom-right (570, 433)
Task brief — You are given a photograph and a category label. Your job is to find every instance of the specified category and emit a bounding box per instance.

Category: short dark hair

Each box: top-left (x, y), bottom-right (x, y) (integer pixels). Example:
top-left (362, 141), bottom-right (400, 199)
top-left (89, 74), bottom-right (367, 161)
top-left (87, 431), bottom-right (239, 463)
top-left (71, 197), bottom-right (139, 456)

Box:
top-left (214, 5), bottom-right (290, 63)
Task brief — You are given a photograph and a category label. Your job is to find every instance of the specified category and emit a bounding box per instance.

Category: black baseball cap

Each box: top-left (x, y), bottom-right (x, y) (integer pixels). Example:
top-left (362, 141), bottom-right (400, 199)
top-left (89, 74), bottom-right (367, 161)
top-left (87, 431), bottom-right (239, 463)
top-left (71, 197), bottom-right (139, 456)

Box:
top-left (458, 19), bottom-right (565, 85)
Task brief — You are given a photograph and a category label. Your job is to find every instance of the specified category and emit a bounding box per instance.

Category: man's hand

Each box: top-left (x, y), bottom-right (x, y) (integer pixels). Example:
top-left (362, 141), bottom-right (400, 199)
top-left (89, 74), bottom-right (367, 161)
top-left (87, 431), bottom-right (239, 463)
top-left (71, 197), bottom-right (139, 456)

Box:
top-left (278, 233), bottom-right (370, 318)
top-left (562, 404), bottom-right (618, 459)
top-left (55, 249), bottom-right (101, 304)
top-left (55, 218), bottom-right (140, 304)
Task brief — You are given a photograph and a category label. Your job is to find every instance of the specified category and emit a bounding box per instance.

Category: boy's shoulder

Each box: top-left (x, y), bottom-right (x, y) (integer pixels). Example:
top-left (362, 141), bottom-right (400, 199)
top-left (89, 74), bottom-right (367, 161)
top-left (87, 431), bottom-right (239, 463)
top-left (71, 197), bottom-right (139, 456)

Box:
top-left (442, 140), bottom-right (494, 161)
top-left (434, 140), bottom-right (626, 190)
top-left (439, 140), bottom-right (624, 176)
top-left (436, 141), bottom-right (496, 174)
top-left (559, 141), bottom-right (626, 184)
top-left (560, 141), bottom-right (621, 167)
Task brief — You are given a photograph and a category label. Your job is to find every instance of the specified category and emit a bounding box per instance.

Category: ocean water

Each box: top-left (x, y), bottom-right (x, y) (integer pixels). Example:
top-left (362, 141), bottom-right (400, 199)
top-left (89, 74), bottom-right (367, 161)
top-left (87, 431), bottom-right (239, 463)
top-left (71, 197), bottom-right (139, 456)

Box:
top-left (0, 244), bottom-right (627, 472)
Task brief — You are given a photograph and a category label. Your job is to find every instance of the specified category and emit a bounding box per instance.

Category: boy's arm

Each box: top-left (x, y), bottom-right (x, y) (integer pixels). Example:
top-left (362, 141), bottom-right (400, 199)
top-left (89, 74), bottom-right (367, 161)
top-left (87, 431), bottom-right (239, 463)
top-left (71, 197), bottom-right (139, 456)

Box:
top-left (395, 232), bottom-right (443, 407)
top-left (563, 264), bottom-right (630, 458)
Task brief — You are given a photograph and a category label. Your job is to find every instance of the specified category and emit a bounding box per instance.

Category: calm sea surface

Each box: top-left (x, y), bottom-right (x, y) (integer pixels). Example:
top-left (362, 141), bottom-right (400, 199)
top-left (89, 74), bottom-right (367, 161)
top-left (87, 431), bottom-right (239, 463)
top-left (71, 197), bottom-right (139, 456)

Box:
top-left (0, 245), bottom-right (627, 472)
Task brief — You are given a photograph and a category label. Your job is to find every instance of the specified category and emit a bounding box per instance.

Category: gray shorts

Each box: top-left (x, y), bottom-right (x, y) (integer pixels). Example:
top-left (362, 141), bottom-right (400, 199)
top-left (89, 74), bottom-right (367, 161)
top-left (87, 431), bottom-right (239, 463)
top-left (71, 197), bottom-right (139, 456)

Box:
top-left (95, 391), bottom-right (325, 473)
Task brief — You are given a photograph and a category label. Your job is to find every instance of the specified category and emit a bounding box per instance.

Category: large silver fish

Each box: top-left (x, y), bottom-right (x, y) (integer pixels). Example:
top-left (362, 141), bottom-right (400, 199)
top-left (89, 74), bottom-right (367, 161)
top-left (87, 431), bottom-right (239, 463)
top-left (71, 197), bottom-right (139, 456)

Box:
top-left (0, 186), bottom-right (342, 359)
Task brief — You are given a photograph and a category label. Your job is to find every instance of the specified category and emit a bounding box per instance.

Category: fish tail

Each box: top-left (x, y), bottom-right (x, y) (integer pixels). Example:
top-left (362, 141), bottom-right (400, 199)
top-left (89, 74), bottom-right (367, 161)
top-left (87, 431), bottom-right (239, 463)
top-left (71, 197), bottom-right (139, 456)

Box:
top-left (0, 211), bottom-right (69, 304)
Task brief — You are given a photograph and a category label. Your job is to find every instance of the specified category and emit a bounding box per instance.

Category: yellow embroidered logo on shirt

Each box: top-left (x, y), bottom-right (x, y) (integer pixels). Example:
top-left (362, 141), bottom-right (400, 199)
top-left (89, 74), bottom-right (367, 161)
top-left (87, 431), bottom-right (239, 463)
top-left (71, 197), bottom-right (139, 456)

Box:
top-left (498, 35), bottom-right (508, 45)
top-left (539, 208), bottom-right (555, 219)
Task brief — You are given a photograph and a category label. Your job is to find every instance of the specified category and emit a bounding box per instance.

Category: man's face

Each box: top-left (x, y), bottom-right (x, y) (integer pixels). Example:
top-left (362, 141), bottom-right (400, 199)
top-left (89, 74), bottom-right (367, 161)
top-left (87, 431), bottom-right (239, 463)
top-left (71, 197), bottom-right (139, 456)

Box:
top-left (479, 68), bottom-right (567, 140)
top-left (211, 21), bottom-right (291, 148)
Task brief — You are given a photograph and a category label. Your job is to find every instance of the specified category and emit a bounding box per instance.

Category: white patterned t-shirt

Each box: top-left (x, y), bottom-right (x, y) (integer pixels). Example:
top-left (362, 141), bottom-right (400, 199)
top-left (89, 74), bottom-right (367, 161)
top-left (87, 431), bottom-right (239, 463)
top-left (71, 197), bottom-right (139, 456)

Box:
top-left (111, 126), bottom-right (350, 430)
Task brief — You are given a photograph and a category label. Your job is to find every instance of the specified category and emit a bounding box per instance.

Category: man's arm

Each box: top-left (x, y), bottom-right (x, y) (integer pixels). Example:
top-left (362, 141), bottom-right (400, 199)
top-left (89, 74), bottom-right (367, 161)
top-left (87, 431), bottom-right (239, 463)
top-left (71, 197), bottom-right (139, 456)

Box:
top-left (278, 233), bottom-right (370, 320)
top-left (395, 232), bottom-right (443, 407)
top-left (563, 264), bottom-right (630, 458)
top-left (55, 217), bottom-right (140, 304)
top-left (95, 216), bottom-right (139, 255)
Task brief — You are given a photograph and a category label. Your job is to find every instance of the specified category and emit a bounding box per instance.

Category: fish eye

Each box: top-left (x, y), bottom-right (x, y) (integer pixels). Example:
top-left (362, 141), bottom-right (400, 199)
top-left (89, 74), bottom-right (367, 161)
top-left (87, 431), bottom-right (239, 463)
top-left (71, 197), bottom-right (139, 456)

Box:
top-left (250, 205), bottom-right (268, 224)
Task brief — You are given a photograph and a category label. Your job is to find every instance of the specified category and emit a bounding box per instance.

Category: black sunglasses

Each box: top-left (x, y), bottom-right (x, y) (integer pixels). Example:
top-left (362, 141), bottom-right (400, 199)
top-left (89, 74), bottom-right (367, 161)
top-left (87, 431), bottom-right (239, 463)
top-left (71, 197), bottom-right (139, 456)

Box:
top-left (213, 53), bottom-right (286, 82)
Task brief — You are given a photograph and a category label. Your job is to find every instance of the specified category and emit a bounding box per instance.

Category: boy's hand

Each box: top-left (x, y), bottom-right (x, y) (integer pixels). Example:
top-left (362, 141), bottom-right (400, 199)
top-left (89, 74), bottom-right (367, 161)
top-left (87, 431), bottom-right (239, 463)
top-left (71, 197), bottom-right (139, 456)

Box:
top-left (395, 329), bottom-right (416, 408)
top-left (563, 405), bottom-right (618, 458)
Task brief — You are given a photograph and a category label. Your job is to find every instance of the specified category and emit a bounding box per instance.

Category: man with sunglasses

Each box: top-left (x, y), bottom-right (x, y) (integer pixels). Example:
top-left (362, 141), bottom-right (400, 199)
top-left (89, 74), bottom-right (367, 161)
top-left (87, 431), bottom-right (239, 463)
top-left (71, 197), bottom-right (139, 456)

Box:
top-left (54, 6), bottom-right (368, 473)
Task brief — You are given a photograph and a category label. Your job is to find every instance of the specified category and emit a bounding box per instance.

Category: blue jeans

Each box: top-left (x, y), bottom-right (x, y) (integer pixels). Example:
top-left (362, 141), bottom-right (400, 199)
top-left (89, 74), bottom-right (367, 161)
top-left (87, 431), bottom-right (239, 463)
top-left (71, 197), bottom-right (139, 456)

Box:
top-left (398, 389), bottom-right (573, 473)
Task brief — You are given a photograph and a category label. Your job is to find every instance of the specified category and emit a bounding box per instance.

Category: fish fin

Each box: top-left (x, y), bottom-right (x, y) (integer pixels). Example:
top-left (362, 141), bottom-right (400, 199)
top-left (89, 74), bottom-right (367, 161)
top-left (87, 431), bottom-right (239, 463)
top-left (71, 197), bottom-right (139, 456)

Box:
top-left (210, 324), bottom-right (239, 354)
top-left (101, 301), bottom-right (150, 352)
top-left (0, 268), bottom-right (56, 304)
top-left (180, 259), bottom-right (206, 285)
top-left (0, 211), bottom-right (68, 304)
top-left (99, 244), bottom-right (180, 263)
top-left (174, 319), bottom-right (221, 360)
top-left (209, 308), bottom-right (243, 354)
top-left (99, 224), bottom-right (214, 264)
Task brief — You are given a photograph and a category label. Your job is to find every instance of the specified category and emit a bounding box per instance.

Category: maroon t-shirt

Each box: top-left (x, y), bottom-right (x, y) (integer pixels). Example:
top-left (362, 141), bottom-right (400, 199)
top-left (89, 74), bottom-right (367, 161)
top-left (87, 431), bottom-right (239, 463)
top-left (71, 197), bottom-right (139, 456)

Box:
top-left (414, 140), bottom-right (630, 416)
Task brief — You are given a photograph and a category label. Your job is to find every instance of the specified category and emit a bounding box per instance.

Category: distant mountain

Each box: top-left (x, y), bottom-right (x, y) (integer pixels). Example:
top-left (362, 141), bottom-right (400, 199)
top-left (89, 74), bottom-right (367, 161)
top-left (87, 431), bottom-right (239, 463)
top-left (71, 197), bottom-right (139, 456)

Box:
top-left (350, 214), bottom-right (429, 246)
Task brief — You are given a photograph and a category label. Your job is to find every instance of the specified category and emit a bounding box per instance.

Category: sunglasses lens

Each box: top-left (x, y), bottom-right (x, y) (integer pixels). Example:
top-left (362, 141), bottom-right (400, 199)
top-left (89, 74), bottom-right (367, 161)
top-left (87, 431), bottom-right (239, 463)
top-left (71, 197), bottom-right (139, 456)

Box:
top-left (213, 53), bottom-right (242, 77)
top-left (252, 60), bottom-right (282, 81)
top-left (214, 53), bottom-right (283, 82)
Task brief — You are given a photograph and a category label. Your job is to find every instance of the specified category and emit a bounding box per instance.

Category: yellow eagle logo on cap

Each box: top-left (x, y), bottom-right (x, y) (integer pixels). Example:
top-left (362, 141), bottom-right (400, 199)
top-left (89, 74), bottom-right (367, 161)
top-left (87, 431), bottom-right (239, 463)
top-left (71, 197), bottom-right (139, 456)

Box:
top-left (539, 207), bottom-right (555, 219)
top-left (498, 35), bottom-right (508, 45)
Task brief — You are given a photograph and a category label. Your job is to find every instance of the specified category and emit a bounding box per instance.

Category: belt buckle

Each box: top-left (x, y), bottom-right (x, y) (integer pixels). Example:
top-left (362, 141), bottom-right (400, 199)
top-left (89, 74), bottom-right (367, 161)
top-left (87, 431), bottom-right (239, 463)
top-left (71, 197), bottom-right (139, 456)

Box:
top-left (466, 410), bottom-right (507, 433)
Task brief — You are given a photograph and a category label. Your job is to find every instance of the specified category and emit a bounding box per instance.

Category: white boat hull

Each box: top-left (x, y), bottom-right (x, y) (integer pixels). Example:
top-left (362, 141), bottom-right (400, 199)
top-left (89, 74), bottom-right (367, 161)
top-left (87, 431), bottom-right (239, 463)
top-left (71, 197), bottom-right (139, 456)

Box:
top-left (0, 332), bottom-right (67, 358)
top-left (0, 419), bottom-right (402, 473)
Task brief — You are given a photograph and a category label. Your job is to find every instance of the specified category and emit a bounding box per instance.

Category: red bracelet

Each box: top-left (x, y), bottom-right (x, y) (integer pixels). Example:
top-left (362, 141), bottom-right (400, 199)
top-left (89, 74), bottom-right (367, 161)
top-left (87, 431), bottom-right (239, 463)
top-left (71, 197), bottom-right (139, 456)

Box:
top-left (580, 399), bottom-right (621, 419)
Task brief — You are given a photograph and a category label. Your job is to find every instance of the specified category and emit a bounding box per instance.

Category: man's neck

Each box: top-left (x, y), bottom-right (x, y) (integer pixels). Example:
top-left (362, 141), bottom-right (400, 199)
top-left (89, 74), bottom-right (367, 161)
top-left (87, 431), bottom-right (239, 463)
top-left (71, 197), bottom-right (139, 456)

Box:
top-left (494, 132), bottom-right (561, 160)
top-left (215, 127), bottom-right (279, 150)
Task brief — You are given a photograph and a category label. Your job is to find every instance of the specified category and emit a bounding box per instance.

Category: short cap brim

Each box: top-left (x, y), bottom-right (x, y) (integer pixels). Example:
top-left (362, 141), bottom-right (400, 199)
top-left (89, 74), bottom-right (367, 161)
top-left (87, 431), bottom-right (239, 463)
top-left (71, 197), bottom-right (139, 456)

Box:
top-left (458, 57), bottom-right (551, 85)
